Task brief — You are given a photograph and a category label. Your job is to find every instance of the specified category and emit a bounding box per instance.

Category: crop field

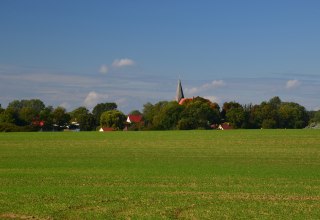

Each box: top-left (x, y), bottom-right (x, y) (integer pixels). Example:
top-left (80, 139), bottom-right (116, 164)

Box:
top-left (0, 130), bottom-right (320, 219)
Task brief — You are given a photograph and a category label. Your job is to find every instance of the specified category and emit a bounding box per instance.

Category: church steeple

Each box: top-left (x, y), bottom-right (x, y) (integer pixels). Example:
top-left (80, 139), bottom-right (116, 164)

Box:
top-left (176, 79), bottom-right (184, 102)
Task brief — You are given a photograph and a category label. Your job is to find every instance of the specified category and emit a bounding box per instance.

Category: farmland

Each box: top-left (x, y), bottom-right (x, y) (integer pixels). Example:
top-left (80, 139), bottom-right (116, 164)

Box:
top-left (0, 130), bottom-right (320, 219)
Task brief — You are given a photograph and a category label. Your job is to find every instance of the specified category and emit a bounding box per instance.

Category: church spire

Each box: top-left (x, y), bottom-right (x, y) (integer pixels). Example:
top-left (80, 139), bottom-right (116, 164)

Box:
top-left (176, 79), bottom-right (184, 102)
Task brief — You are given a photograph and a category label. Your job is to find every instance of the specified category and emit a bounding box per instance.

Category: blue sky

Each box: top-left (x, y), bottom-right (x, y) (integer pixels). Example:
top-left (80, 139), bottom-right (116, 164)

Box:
top-left (1, 0), bottom-right (320, 113)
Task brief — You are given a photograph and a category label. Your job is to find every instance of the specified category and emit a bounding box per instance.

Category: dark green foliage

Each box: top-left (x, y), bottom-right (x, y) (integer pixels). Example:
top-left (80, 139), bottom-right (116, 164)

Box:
top-left (143, 98), bottom-right (220, 130)
top-left (153, 101), bottom-right (184, 130)
top-left (70, 107), bottom-right (95, 131)
top-left (225, 107), bottom-right (245, 129)
top-left (92, 103), bottom-right (117, 126)
top-left (38, 106), bottom-right (54, 131)
top-left (52, 107), bottom-right (71, 128)
top-left (176, 117), bottom-right (197, 130)
top-left (142, 101), bottom-right (168, 129)
top-left (0, 96), bottom-right (313, 131)
top-left (0, 122), bottom-right (23, 132)
top-left (223, 97), bottom-right (309, 129)
top-left (8, 99), bottom-right (45, 113)
top-left (180, 100), bottom-right (220, 129)
top-left (0, 123), bottom-right (38, 132)
top-left (100, 110), bottom-right (126, 130)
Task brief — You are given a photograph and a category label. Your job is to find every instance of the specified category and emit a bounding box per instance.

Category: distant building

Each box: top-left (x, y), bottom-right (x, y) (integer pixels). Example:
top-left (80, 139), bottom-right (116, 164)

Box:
top-left (99, 127), bottom-right (114, 132)
top-left (178, 98), bottom-right (193, 105)
top-left (125, 114), bottom-right (144, 131)
top-left (218, 123), bottom-right (233, 130)
top-left (126, 114), bottom-right (143, 124)
top-left (176, 79), bottom-right (184, 103)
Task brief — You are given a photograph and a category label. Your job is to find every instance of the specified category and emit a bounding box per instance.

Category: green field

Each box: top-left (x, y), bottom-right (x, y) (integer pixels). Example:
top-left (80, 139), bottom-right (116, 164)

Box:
top-left (1, 130), bottom-right (320, 219)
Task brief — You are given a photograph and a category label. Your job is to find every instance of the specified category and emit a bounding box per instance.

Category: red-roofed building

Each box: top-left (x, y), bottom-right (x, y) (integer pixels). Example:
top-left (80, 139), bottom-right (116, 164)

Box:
top-left (218, 123), bottom-right (233, 130)
top-left (178, 98), bottom-right (194, 105)
top-left (99, 127), bottom-right (114, 132)
top-left (126, 114), bottom-right (143, 123)
top-left (125, 114), bottom-right (144, 131)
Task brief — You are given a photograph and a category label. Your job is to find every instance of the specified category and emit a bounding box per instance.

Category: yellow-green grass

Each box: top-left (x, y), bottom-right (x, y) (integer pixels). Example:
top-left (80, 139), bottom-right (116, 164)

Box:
top-left (0, 130), bottom-right (320, 219)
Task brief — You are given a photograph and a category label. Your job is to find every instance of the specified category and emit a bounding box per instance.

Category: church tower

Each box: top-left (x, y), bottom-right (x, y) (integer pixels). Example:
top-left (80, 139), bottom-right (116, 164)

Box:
top-left (176, 79), bottom-right (184, 102)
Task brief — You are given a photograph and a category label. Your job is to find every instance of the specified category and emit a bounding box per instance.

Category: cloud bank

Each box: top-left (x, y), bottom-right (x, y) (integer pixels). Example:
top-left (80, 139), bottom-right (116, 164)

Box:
top-left (286, 79), bottom-right (300, 89)
top-left (112, 58), bottom-right (135, 68)
top-left (186, 80), bottom-right (226, 95)
top-left (83, 91), bottom-right (109, 109)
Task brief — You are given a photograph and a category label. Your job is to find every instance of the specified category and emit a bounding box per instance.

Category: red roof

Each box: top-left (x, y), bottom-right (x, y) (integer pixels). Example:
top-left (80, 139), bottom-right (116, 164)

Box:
top-left (219, 123), bottom-right (233, 130)
top-left (100, 127), bottom-right (114, 132)
top-left (127, 115), bottom-right (143, 123)
top-left (178, 98), bottom-right (193, 105)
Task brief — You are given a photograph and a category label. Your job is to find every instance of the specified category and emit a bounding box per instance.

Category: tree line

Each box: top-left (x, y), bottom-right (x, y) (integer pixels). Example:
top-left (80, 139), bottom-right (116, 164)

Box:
top-left (0, 100), bottom-right (118, 132)
top-left (0, 96), bottom-right (319, 132)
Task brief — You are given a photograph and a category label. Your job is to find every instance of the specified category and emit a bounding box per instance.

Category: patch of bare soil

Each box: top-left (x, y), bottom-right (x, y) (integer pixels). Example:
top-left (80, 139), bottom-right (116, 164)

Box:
top-left (0, 213), bottom-right (51, 220)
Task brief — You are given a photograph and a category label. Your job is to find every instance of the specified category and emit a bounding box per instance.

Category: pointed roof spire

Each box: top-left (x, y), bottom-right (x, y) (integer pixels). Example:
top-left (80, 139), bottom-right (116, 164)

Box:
top-left (176, 79), bottom-right (184, 102)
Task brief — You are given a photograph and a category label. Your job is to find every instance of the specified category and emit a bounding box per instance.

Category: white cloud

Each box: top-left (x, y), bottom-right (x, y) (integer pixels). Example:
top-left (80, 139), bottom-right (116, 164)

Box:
top-left (112, 58), bottom-right (135, 68)
top-left (83, 91), bottom-right (109, 109)
top-left (186, 87), bottom-right (199, 95)
top-left (286, 79), bottom-right (300, 89)
top-left (186, 80), bottom-right (226, 95)
top-left (84, 91), bottom-right (99, 108)
top-left (99, 64), bottom-right (108, 74)
top-left (203, 80), bottom-right (226, 89)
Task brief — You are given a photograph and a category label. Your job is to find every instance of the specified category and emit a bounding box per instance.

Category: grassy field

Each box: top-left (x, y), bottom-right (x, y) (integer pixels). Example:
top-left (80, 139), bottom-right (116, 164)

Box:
top-left (0, 130), bottom-right (320, 219)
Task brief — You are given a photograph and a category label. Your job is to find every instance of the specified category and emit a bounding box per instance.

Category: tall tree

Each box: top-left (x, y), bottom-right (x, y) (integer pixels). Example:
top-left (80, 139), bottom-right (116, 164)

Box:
top-left (70, 107), bottom-right (95, 131)
top-left (142, 101), bottom-right (168, 129)
top-left (100, 110), bottom-right (126, 130)
top-left (278, 102), bottom-right (308, 128)
top-left (39, 106), bottom-right (54, 130)
top-left (19, 107), bottom-right (37, 126)
top-left (225, 107), bottom-right (245, 128)
top-left (179, 100), bottom-right (220, 129)
top-left (52, 107), bottom-right (71, 129)
top-left (8, 99), bottom-right (45, 113)
top-left (152, 101), bottom-right (184, 130)
top-left (92, 103), bottom-right (117, 126)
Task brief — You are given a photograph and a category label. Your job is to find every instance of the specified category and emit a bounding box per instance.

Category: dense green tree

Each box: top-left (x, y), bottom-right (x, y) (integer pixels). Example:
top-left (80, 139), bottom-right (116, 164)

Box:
top-left (39, 106), bottom-right (54, 130)
top-left (180, 100), bottom-right (220, 129)
top-left (100, 110), bottom-right (126, 130)
top-left (152, 101), bottom-right (184, 130)
top-left (268, 96), bottom-right (282, 109)
top-left (176, 117), bottom-right (197, 130)
top-left (3, 99), bottom-right (46, 127)
top-left (311, 110), bottom-right (320, 122)
top-left (278, 102), bottom-right (308, 128)
top-left (19, 107), bottom-right (37, 125)
top-left (70, 107), bottom-right (89, 120)
top-left (0, 104), bottom-right (4, 114)
top-left (79, 113), bottom-right (96, 131)
top-left (192, 97), bottom-right (220, 111)
top-left (261, 118), bottom-right (277, 129)
top-left (52, 107), bottom-right (71, 128)
top-left (250, 101), bottom-right (279, 128)
top-left (8, 99), bottom-right (45, 113)
top-left (225, 107), bottom-right (245, 128)
top-left (70, 107), bottom-right (95, 131)
top-left (142, 101), bottom-right (168, 129)
top-left (0, 108), bottom-right (18, 124)
top-left (92, 103), bottom-right (117, 125)
top-left (241, 104), bottom-right (256, 128)
top-left (221, 101), bottom-right (242, 121)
